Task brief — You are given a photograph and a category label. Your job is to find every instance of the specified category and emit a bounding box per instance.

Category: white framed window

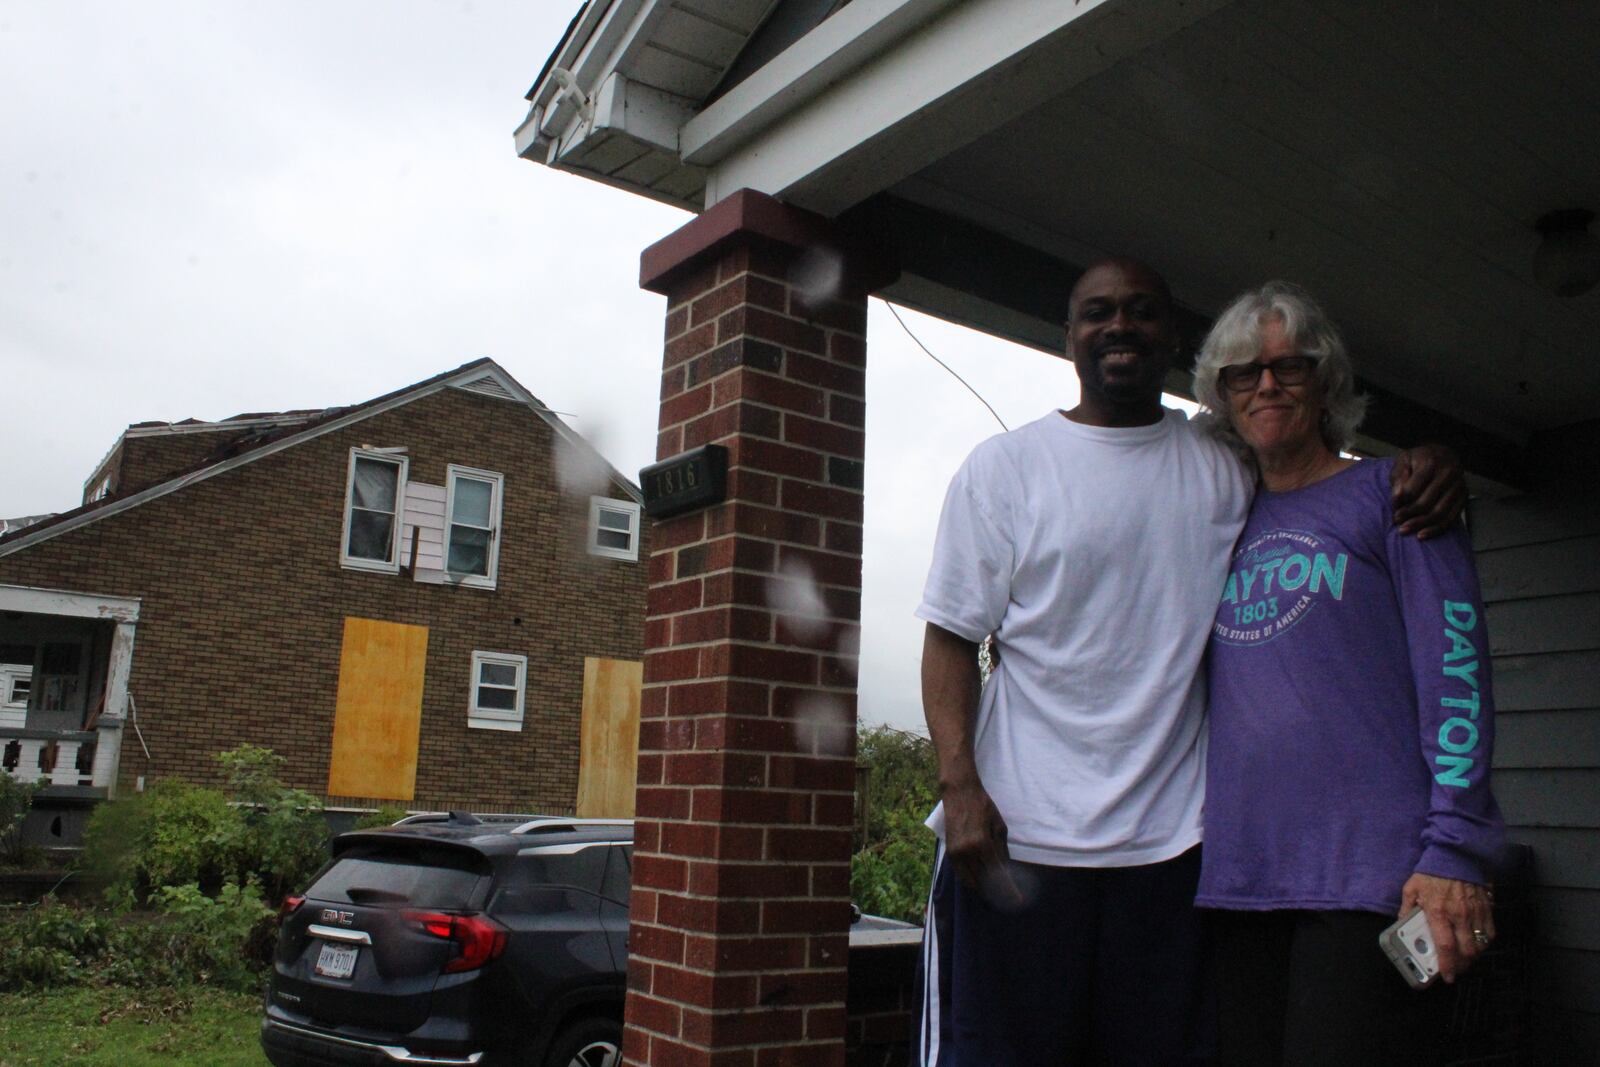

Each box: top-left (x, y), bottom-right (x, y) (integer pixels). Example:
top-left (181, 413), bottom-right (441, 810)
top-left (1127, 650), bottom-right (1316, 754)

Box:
top-left (468, 651), bottom-right (526, 731)
top-left (2, 671), bottom-right (28, 709)
top-left (588, 497), bottom-right (641, 561)
top-left (341, 449), bottom-right (409, 572)
top-left (444, 466), bottom-right (504, 588)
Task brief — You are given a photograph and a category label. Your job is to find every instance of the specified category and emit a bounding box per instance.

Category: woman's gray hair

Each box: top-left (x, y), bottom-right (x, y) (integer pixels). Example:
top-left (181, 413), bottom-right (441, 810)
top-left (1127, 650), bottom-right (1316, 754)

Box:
top-left (1193, 280), bottom-right (1367, 452)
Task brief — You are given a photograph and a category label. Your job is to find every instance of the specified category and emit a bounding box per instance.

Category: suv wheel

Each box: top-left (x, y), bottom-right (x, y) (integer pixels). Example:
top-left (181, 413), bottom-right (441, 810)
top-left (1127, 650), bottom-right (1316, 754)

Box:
top-left (542, 1016), bottom-right (622, 1067)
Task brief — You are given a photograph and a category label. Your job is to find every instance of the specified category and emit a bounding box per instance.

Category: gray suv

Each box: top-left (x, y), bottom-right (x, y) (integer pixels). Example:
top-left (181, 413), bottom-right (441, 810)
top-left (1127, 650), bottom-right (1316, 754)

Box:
top-left (261, 813), bottom-right (632, 1067)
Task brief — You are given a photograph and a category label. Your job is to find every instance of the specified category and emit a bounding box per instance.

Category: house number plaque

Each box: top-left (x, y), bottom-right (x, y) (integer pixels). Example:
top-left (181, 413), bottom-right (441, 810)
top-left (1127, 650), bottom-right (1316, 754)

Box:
top-left (640, 444), bottom-right (728, 518)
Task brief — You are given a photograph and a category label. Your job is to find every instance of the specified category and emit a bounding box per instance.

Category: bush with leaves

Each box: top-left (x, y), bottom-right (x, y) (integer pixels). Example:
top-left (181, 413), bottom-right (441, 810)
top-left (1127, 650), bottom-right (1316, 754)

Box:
top-left (0, 890), bottom-right (273, 992)
top-left (147, 882), bottom-right (275, 990)
top-left (217, 744), bottom-right (328, 903)
top-left (850, 724), bottom-right (939, 924)
top-left (0, 773), bottom-right (39, 866)
top-left (82, 779), bottom-right (242, 905)
top-left (82, 743), bottom-right (330, 906)
top-left (0, 900), bottom-right (112, 988)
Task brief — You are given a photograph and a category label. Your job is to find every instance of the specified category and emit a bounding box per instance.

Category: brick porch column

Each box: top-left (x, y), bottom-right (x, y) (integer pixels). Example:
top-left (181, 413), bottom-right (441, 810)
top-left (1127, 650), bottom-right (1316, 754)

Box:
top-left (624, 190), bottom-right (890, 1067)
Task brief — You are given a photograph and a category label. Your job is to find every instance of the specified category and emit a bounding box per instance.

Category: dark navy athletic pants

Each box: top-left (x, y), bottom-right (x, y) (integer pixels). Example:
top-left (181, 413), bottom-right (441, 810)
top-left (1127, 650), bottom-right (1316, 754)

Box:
top-left (917, 845), bottom-right (1212, 1066)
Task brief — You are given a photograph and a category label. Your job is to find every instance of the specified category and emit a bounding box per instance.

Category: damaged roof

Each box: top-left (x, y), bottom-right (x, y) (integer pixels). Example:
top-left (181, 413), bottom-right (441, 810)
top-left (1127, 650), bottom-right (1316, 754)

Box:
top-left (1, 358), bottom-right (642, 558)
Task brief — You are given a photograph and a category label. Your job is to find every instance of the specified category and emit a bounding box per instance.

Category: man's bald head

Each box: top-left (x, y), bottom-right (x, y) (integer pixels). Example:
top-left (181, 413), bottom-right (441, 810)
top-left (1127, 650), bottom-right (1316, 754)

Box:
top-left (1068, 257), bottom-right (1174, 320)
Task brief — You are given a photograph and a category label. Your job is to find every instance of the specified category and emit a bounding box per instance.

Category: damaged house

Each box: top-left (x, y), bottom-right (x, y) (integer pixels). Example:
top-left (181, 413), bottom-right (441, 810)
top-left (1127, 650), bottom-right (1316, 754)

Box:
top-left (0, 359), bottom-right (649, 840)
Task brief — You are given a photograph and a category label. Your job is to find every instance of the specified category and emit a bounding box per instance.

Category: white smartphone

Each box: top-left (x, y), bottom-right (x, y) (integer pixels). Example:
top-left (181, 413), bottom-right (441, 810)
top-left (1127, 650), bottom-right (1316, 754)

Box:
top-left (1379, 908), bottom-right (1439, 989)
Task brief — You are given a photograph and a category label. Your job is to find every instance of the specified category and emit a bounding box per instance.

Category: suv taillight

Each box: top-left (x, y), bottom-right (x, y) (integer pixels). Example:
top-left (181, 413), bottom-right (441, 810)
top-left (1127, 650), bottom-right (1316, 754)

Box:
top-left (279, 895), bottom-right (304, 918)
top-left (404, 911), bottom-right (508, 973)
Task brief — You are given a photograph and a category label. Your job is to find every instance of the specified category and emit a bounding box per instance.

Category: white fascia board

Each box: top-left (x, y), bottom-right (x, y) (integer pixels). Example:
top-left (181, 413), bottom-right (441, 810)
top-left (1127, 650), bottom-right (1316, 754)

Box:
top-left (697, 0), bottom-right (1231, 215)
top-left (530, 0), bottom-right (624, 115)
top-left (585, 72), bottom-right (697, 156)
top-left (0, 584), bottom-right (140, 622)
top-left (528, 71), bottom-right (695, 163)
top-left (82, 436), bottom-right (124, 498)
top-left (523, 0), bottom-right (664, 164)
top-left (680, 0), bottom-right (960, 165)
top-left (123, 415), bottom-right (315, 438)
top-left (452, 366), bottom-right (646, 505)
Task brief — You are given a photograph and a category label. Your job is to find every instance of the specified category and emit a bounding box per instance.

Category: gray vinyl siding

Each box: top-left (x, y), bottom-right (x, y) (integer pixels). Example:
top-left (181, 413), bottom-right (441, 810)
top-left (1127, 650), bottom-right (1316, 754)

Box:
top-left (1471, 491), bottom-right (1600, 1059)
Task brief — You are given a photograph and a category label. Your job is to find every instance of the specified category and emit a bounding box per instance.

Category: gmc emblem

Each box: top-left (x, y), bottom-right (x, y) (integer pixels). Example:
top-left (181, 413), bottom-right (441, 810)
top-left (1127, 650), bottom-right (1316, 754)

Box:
top-left (321, 909), bottom-right (355, 926)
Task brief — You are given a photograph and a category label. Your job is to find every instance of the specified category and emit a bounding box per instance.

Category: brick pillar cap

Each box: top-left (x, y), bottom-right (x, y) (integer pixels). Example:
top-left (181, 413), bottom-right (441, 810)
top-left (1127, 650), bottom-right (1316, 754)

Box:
top-left (640, 188), bottom-right (896, 296)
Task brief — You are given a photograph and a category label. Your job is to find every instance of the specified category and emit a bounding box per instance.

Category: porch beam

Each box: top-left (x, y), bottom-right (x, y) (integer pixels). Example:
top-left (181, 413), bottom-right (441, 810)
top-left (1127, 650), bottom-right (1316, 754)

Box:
top-left (857, 195), bottom-right (1532, 489)
top-left (0, 584), bottom-right (140, 622)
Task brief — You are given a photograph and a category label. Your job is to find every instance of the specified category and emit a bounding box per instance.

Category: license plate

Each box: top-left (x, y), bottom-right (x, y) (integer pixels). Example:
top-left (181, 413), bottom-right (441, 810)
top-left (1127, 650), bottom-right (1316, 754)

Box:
top-left (314, 942), bottom-right (358, 979)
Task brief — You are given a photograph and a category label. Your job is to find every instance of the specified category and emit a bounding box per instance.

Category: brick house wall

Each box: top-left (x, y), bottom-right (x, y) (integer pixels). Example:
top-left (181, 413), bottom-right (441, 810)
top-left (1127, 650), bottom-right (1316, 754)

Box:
top-left (0, 384), bottom-right (648, 810)
top-left (115, 430), bottom-right (244, 497)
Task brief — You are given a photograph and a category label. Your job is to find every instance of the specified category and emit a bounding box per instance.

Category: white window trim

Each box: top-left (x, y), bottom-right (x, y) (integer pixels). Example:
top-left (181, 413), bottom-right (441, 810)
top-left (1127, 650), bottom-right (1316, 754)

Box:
top-left (341, 448), bottom-right (409, 574)
top-left (443, 465), bottom-right (504, 589)
top-left (588, 496), bottom-right (642, 562)
top-left (2, 669), bottom-right (29, 709)
top-left (468, 650), bottom-right (527, 732)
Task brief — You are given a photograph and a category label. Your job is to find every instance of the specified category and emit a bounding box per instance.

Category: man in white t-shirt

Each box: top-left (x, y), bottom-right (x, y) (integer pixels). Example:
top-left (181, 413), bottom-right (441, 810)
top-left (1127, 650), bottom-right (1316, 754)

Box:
top-left (914, 259), bottom-right (1462, 1066)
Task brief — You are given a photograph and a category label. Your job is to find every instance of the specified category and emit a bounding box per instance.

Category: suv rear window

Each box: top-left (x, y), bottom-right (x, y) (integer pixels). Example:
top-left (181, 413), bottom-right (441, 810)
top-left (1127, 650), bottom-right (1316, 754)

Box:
top-left (306, 846), bottom-right (488, 909)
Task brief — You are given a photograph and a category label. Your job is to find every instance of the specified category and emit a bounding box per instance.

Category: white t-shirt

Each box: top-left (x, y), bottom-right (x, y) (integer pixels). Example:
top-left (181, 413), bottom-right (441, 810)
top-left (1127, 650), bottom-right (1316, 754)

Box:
top-left (917, 408), bottom-right (1253, 867)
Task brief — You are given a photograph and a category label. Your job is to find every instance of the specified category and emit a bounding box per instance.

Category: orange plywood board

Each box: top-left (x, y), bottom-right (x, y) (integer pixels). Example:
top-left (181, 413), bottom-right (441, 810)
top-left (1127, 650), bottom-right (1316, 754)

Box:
top-left (576, 656), bottom-right (642, 818)
top-left (327, 617), bottom-right (429, 801)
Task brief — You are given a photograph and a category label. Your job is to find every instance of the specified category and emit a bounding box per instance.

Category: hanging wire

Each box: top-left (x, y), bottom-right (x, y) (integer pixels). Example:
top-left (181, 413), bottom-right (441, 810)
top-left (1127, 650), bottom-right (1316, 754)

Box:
top-left (884, 302), bottom-right (1009, 432)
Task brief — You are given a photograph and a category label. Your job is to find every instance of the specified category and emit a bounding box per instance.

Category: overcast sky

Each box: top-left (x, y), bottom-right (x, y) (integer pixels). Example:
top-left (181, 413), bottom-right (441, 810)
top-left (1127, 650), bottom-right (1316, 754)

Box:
top-left (0, 2), bottom-right (1117, 733)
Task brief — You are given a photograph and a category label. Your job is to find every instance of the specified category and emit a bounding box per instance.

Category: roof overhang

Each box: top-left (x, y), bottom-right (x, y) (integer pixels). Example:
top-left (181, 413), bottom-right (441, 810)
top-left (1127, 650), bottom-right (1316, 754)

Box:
top-left (519, 0), bottom-right (1600, 485)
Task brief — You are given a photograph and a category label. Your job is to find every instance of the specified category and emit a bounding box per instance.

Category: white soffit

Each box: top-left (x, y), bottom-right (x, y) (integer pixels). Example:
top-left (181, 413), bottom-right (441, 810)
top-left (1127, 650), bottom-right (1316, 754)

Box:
top-left (519, 0), bottom-right (1227, 215)
top-left (694, 0), bottom-right (1231, 214)
top-left (517, 0), bottom-right (783, 209)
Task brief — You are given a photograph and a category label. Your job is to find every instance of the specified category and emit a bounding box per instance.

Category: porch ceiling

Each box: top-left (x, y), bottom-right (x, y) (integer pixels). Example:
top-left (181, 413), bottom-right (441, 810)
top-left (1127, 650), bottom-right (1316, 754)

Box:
top-left (522, 0), bottom-right (1600, 464)
top-left (879, 0), bottom-right (1600, 445)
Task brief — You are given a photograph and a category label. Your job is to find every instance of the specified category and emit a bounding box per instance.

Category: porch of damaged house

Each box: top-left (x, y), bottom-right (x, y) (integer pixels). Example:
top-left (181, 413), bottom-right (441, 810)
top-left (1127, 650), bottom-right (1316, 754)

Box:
top-left (515, 1), bottom-right (1600, 1063)
top-left (0, 585), bottom-right (137, 847)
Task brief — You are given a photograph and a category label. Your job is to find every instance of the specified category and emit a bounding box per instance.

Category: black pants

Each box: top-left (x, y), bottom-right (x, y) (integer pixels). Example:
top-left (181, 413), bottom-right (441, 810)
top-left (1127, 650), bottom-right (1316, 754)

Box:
top-left (1211, 909), bottom-right (1452, 1067)
top-left (919, 845), bottom-right (1212, 1066)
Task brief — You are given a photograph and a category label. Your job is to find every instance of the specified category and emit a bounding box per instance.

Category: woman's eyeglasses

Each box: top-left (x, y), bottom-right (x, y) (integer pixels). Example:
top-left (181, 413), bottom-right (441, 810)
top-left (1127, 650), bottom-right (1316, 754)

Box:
top-left (1220, 355), bottom-right (1319, 393)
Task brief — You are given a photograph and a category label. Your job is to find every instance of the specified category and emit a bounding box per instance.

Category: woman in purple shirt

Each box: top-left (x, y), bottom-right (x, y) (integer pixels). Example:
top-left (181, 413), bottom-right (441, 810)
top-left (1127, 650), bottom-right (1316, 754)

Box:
top-left (1191, 282), bottom-right (1503, 1066)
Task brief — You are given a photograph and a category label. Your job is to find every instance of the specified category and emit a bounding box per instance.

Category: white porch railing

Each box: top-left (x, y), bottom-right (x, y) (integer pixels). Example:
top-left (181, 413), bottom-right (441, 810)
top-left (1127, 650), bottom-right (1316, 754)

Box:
top-left (0, 719), bottom-right (121, 791)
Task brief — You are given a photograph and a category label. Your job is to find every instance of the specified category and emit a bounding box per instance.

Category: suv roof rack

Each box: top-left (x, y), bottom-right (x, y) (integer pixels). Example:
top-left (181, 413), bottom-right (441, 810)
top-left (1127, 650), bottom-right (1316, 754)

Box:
top-left (390, 812), bottom-right (633, 834)
top-left (509, 818), bottom-right (634, 835)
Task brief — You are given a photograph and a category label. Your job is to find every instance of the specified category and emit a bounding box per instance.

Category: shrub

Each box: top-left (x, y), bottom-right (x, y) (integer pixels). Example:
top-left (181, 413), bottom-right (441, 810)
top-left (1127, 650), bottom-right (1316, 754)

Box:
top-left (0, 892), bottom-right (274, 993)
top-left (82, 779), bottom-right (243, 904)
top-left (150, 882), bottom-right (274, 991)
top-left (850, 724), bottom-right (939, 924)
top-left (0, 774), bottom-right (38, 866)
top-left (0, 900), bottom-right (113, 989)
top-left (82, 744), bottom-right (330, 905)
top-left (217, 745), bottom-right (328, 903)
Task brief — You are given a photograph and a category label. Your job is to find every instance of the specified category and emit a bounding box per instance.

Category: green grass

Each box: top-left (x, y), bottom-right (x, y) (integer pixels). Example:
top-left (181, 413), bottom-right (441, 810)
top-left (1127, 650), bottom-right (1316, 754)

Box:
top-left (0, 985), bottom-right (266, 1066)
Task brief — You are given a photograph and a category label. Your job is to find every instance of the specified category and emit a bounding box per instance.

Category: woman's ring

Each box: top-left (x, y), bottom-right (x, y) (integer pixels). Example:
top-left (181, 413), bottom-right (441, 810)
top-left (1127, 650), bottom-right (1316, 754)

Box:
top-left (1472, 929), bottom-right (1490, 946)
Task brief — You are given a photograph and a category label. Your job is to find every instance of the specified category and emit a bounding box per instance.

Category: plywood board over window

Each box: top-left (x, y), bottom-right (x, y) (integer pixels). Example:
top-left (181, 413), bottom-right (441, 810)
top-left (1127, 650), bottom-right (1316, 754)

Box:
top-left (327, 618), bottom-right (429, 801)
top-left (577, 656), bottom-right (642, 818)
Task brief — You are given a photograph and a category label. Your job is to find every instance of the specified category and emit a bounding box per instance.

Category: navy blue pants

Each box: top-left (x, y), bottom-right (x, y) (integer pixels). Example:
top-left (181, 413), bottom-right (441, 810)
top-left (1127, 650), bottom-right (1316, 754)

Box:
top-left (917, 845), bottom-right (1212, 1066)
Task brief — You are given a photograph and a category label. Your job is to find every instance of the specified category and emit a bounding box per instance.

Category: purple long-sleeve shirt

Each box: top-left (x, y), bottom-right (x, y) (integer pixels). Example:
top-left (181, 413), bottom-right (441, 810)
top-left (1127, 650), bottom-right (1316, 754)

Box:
top-left (1197, 458), bottom-right (1504, 915)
